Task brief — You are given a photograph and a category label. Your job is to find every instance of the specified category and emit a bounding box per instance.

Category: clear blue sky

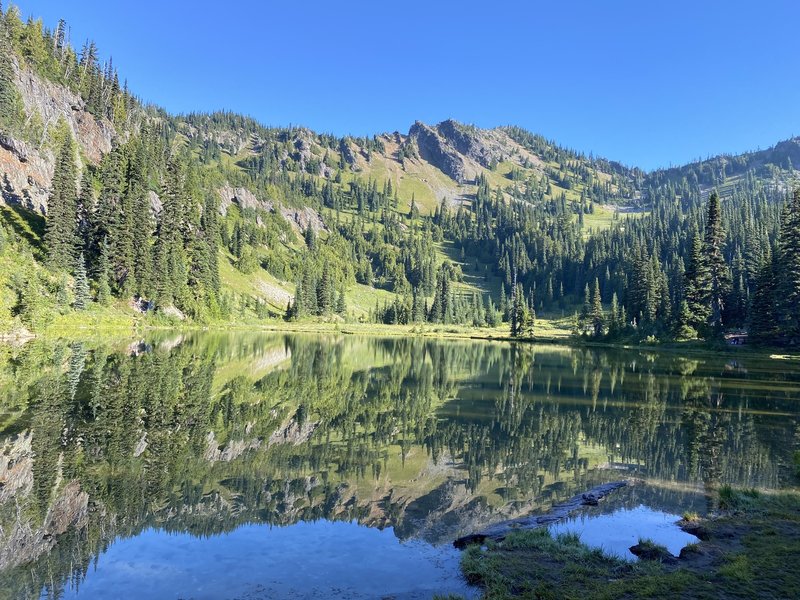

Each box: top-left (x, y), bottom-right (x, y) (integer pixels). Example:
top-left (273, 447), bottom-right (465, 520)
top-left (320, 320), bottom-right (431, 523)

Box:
top-left (11, 0), bottom-right (800, 170)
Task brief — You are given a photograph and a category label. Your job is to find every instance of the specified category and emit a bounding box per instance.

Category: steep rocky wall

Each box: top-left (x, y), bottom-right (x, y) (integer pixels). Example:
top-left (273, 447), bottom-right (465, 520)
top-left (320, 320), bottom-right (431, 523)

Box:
top-left (408, 121), bottom-right (468, 183)
top-left (0, 60), bottom-right (116, 214)
top-left (0, 134), bottom-right (53, 213)
top-left (13, 60), bottom-right (114, 163)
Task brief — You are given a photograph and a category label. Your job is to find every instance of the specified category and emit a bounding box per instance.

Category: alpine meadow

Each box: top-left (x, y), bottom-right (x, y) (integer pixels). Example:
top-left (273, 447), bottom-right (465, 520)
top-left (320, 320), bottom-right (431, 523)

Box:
top-left (1, 2), bottom-right (800, 599)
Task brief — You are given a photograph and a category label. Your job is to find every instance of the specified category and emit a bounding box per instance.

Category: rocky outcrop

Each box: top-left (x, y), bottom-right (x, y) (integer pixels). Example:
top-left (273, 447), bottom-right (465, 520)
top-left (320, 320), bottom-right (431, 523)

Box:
top-left (280, 205), bottom-right (326, 234)
top-left (203, 431), bottom-right (262, 463)
top-left (1, 61), bottom-right (116, 214)
top-left (268, 415), bottom-right (318, 446)
top-left (14, 61), bottom-right (114, 164)
top-left (406, 119), bottom-right (510, 183)
top-left (436, 119), bottom-right (503, 169)
top-left (217, 183), bottom-right (272, 215)
top-left (339, 138), bottom-right (358, 167)
top-left (0, 432), bottom-right (34, 504)
top-left (0, 133), bottom-right (54, 212)
top-left (408, 121), bottom-right (467, 183)
top-left (147, 190), bottom-right (162, 214)
top-left (0, 479), bottom-right (89, 571)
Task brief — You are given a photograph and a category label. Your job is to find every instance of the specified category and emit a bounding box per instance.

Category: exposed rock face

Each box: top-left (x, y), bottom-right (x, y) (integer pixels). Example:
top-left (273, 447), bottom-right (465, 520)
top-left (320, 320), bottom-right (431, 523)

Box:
top-left (0, 432), bottom-right (34, 504)
top-left (0, 480), bottom-right (89, 571)
top-left (0, 434), bottom-right (90, 572)
top-left (203, 431), bottom-right (262, 463)
top-left (14, 61), bottom-right (114, 164)
top-left (280, 205), bottom-right (326, 234)
top-left (160, 305), bottom-right (186, 321)
top-left (408, 121), bottom-right (468, 183)
top-left (217, 183), bottom-right (272, 215)
top-left (216, 183), bottom-right (325, 237)
top-left (0, 133), bottom-right (54, 213)
top-left (268, 416), bottom-right (318, 446)
top-left (147, 190), bottom-right (162, 214)
top-left (339, 138), bottom-right (358, 167)
top-left (436, 119), bottom-right (502, 169)
top-left (0, 61), bottom-right (116, 214)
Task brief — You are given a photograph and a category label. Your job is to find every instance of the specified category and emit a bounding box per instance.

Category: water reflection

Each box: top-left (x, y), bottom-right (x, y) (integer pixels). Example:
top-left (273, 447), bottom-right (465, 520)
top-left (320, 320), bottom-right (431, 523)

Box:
top-left (0, 333), bottom-right (799, 598)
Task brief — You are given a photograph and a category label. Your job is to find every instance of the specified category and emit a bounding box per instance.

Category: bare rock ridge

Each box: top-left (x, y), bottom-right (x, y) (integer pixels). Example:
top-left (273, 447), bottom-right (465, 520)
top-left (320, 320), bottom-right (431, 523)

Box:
top-left (406, 119), bottom-right (508, 184)
top-left (408, 121), bottom-right (470, 183)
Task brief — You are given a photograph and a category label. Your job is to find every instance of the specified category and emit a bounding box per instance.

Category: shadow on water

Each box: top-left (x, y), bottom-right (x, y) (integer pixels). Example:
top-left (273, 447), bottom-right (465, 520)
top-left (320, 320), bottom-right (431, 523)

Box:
top-left (1, 333), bottom-right (799, 598)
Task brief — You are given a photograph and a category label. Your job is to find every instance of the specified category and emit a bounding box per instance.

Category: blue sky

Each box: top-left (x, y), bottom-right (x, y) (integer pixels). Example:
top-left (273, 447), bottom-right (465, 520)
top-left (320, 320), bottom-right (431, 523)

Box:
top-left (11, 0), bottom-right (800, 170)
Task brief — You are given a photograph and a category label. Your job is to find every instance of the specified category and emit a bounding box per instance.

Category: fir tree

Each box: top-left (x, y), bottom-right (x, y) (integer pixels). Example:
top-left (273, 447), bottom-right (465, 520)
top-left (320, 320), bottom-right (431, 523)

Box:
top-left (590, 277), bottom-right (604, 337)
top-left (776, 188), bottom-right (800, 341)
top-left (684, 234), bottom-right (711, 333)
top-left (96, 237), bottom-right (112, 305)
top-left (44, 135), bottom-right (79, 271)
top-left (74, 252), bottom-right (90, 310)
top-left (702, 191), bottom-right (731, 333)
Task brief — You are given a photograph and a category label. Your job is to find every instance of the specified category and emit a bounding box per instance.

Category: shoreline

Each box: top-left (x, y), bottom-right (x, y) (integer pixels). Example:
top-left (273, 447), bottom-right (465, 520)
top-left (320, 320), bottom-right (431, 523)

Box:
top-left (3, 319), bottom-right (797, 360)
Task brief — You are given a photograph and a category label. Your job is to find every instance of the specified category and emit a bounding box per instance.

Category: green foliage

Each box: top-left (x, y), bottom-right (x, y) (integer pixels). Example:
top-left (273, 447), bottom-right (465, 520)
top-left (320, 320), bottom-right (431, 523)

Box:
top-left (73, 252), bottom-right (89, 310)
top-left (43, 134), bottom-right (79, 271)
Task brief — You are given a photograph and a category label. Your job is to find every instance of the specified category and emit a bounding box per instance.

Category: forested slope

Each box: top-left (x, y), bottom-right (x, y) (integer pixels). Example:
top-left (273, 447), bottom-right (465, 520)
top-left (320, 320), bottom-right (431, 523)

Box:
top-left (0, 5), bottom-right (798, 344)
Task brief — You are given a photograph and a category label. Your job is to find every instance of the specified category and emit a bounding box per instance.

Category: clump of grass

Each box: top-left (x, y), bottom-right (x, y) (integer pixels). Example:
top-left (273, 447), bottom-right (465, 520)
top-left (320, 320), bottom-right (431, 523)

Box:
top-left (681, 542), bottom-right (702, 554)
top-left (719, 485), bottom-right (760, 510)
top-left (718, 553), bottom-right (753, 582)
top-left (681, 511), bottom-right (700, 522)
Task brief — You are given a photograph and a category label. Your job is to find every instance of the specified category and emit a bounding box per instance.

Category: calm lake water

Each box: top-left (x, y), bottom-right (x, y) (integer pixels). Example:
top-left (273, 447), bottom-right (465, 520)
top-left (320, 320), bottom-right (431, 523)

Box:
top-left (1, 333), bottom-right (799, 598)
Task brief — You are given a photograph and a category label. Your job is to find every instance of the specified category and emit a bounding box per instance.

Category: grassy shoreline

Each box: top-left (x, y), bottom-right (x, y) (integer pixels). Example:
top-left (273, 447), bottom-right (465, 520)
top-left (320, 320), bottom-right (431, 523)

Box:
top-left (456, 486), bottom-right (800, 599)
top-left (3, 308), bottom-right (798, 361)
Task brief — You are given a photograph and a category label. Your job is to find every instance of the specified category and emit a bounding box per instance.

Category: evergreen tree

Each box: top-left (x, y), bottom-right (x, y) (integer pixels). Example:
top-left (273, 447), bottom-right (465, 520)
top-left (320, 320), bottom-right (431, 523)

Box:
top-left (96, 237), bottom-right (112, 305)
top-left (776, 188), bottom-right (800, 341)
top-left (74, 252), bottom-right (90, 310)
top-left (684, 234), bottom-right (711, 333)
top-left (590, 277), bottom-right (604, 337)
top-left (0, 17), bottom-right (24, 131)
top-left (749, 249), bottom-right (777, 342)
top-left (44, 135), bottom-right (79, 271)
top-left (702, 191), bottom-right (731, 332)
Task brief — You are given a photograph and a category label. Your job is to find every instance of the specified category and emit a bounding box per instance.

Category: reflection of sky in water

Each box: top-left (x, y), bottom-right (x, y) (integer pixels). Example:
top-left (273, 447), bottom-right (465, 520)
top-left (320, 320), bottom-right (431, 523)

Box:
top-left (550, 505), bottom-right (698, 560)
top-left (55, 520), bottom-right (475, 599)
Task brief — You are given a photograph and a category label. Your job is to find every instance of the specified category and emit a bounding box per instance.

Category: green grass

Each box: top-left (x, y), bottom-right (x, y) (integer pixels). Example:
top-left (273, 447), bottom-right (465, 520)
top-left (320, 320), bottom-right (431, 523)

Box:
top-left (458, 487), bottom-right (800, 599)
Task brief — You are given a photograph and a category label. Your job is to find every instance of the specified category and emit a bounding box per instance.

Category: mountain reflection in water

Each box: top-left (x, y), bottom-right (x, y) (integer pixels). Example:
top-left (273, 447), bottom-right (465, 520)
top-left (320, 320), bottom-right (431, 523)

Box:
top-left (1, 333), bottom-right (799, 598)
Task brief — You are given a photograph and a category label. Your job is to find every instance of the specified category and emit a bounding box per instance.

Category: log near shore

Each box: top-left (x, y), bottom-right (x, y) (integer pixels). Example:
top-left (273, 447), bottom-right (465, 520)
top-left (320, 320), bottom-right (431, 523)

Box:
top-left (454, 480), bottom-right (629, 549)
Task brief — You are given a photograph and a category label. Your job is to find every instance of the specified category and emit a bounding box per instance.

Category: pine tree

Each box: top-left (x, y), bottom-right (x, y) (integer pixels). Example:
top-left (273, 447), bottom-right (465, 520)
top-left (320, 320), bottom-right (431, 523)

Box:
top-left (607, 292), bottom-right (620, 338)
top-left (776, 188), bottom-right (800, 342)
top-left (336, 284), bottom-right (347, 315)
top-left (750, 249), bottom-right (777, 342)
top-left (132, 190), bottom-right (154, 297)
top-left (44, 135), bottom-right (79, 271)
top-left (96, 237), bottom-right (112, 305)
top-left (510, 281), bottom-right (528, 337)
top-left (0, 19), bottom-right (24, 132)
top-left (74, 252), bottom-right (90, 310)
top-left (702, 191), bottom-right (731, 333)
top-left (590, 277), bottom-right (604, 337)
top-left (684, 234), bottom-right (711, 332)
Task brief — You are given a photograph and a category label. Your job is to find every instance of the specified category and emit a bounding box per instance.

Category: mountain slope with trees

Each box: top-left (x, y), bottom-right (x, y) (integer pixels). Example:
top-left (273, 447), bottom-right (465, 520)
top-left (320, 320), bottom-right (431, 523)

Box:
top-left (0, 4), bottom-right (798, 345)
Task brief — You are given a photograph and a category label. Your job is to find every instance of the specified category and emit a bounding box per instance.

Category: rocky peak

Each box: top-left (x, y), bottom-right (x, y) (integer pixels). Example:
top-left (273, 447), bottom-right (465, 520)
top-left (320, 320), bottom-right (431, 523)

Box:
top-left (407, 121), bottom-right (469, 183)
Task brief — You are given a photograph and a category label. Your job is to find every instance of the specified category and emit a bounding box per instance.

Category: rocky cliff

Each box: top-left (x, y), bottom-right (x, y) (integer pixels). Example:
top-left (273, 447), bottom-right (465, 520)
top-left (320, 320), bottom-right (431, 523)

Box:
top-left (0, 59), bottom-right (116, 214)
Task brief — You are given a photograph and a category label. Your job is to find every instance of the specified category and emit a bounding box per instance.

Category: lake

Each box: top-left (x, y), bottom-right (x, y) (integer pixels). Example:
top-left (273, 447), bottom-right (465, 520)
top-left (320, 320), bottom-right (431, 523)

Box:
top-left (1, 333), bottom-right (799, 598)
